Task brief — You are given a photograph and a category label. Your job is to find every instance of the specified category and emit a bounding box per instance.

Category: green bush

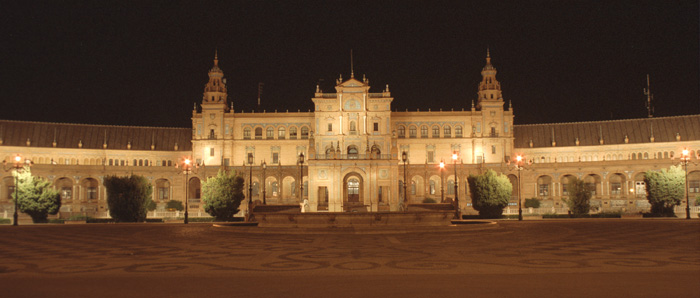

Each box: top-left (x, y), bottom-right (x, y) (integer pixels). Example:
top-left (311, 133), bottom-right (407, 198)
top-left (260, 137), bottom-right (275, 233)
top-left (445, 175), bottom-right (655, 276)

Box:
top-left (166, 200), bottom-right (185, 211)
top-left (13, 168), bottom-right (61, 223)
top-left (104, 175), bottom-right (153, 222)
top-left (0, 218), bottom-right (12, 224)
top-left (202, 170), bottom-right (245, 221)
top-left (563, 177), bottom-right (591, 217)
top-left (524, 198), bottom-right (541, 208)
top-left (645, 166), bottom-right (683, 216)
top-left (48, 219), bottom-right (65, 224)
top-left (422, 198), bottom-right (437, 203)
top-left (467, 170), bottom-right (512, 218)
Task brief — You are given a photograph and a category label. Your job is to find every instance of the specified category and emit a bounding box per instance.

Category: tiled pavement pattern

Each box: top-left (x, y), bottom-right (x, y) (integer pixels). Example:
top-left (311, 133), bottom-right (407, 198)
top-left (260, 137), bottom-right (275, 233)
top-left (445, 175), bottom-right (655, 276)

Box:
top-left (0, 220), bottom-right (698, 297)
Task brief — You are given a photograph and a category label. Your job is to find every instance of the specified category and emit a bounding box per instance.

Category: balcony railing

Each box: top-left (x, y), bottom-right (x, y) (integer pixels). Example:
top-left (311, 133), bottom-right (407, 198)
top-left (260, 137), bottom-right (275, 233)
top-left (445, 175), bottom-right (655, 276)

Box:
top-left (315, 154), bottom-right (393, 160)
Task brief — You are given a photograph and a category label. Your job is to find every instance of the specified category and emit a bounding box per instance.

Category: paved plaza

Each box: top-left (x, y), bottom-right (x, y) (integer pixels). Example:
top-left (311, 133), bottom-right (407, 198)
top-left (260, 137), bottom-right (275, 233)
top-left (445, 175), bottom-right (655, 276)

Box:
top-left (0, 219), bottom-right (698, 297)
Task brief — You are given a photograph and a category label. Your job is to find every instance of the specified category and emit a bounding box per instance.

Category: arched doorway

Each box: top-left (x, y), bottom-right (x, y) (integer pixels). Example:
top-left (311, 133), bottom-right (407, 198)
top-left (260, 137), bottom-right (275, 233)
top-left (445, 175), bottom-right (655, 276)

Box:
top-left (343, 173), bottom-right (364, 211)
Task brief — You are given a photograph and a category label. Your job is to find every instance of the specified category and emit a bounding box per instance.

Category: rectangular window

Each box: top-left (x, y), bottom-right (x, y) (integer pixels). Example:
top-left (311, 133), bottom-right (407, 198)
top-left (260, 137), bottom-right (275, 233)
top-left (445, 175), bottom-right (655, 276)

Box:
top-left (476, 123), bottom-right (481, 133)
top-left (373, 122), bottom-right (379, 132)
top-left (491, 145), bottom-right (496, 154)
top-left (328, 123), bottom-right (333, 132)
top-left (272, 152), bottom-right (279, 164)
top-left (378, 186), bottom-right (383, 202)
top-left (167, 160), bottom-right (172, 167)
top-left (210, 148), bottom-right (215, 156)
top-left (427, 151), bottom-right (434, 163)
top-left (7, 186), bottom-right (15, 200)
top-left (223, 158), bottom-right (230, 166)
top-left (611, 182), bottom-right (621, 195)
top-left (61, 188), bottom-right (72, 200)
top-left (158, 187), bottom-right (169, 200)
top-left (504, 122), bottom-right (509, 133)
top-left (538, 184), bottom-right (549, 196)
top-left (247, 153), bottom-right (254, 164)
top-left (690, 180), bottom-right (699, 193)
top-left (87, 187), bottom-right (97, 200)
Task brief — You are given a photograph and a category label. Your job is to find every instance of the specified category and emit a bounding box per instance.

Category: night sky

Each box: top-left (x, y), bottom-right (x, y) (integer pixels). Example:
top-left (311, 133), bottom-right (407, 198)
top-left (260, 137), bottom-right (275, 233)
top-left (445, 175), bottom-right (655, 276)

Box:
top-left (1, 1), bottom-right (698, 128)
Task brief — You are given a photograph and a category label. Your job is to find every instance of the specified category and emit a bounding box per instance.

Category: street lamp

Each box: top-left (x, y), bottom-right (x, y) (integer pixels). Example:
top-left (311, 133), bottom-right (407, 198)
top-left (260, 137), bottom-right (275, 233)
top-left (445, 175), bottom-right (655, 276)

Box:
top-left (402, 151), bottom-right (408, 204)
top-left (439, 160), bottom-right (445, 202)
top-left (681, 149), bottom-right (691, 220)
top-left (515, 155), bottom-right (524, 221)
top-left (179, 158), bottom-right (195, 224)
top-left (247, 154), bottom-right (254, 222)
top-left (452, 152), bottom-right (460, 219)
top-left (261, 160), bottom-right (267, 205)
top-left (3, 155), bottom-right (32, 226)
top-left (298, 153), bottom-right (305, 203)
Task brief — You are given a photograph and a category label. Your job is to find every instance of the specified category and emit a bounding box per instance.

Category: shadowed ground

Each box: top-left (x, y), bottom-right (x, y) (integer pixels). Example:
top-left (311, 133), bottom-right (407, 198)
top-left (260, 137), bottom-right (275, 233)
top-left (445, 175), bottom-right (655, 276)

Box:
top-left (1, 219), bottom-right (698, 297)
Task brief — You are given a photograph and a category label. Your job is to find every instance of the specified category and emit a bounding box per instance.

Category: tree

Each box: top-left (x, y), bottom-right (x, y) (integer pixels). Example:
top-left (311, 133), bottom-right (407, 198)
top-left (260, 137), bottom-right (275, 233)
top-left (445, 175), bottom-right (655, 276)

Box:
top-left (104, 175), bottom-right (153, 222)
top-left (202, 170), bottom-right (245, 221)
top-left (166, 200), bottom-right (184, 211)
top-left (564, 177), bottom-right (591, 217)
top-left (13, 167), bottom-right (61, 223)
top-left (467, 169), bottom-right (512, 218)
top-left (644, 166), bottom-right (684, 216)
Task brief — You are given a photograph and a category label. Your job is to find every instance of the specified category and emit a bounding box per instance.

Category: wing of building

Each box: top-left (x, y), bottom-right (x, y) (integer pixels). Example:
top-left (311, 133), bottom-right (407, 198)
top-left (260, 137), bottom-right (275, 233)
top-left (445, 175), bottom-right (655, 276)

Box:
top-left (2, 52), bottom-right (698, 218)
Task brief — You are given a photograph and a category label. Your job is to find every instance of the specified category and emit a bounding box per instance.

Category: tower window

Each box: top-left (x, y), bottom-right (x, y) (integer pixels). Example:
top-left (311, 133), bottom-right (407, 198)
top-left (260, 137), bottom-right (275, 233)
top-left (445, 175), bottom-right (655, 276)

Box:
top-left (491, 145), bottom-right (496, 154)
top-left (209, 129), bottom-right (215, 139)
top-left (373, 122), bottom-right (379, 132)
top-left (210, 148), bottom-right (215, 156)
top-left (328, 123), bottom-right (333, 132)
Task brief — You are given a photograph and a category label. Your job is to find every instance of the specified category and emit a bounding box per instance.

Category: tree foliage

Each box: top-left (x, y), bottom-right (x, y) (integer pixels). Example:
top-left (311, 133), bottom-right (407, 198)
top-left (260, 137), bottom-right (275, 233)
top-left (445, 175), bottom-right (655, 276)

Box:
top-left (104, 175), bottom-right (153, 222)
top-left (13, 167), bottom-right (61, 223)
top-left (564, 177), bottom-right (591, 217)
top-left (202, 170), bottom-right (245, 221)
top-left (644, 166), bottom-right (683, 216)
top-left (166, 200), bottom-right (184, 211)
top-left (467, 170), bottom-right (512, 218)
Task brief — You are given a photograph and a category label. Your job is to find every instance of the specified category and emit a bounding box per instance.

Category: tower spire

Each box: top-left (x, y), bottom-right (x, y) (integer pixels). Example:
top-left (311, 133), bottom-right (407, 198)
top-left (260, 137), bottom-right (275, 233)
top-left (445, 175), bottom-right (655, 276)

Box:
top-left (644, 74), bottom-right (654, 118)
top-left (214, 49), bottom-right (219, 66)
top-left (350, 49), bottom-right (354, 78)
top-left (486, 47), bottom-right (491, 64)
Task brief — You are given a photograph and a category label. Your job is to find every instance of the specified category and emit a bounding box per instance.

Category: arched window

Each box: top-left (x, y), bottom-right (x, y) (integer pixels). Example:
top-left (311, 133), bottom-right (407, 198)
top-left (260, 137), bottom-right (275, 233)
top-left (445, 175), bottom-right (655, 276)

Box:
top-left (455, 126), bottom-right (463, 138)
top-left (347, 145), bottom-right (359, 159)
top-left (243, 127), bottom-right (251, 140)
top-left (266, 127), bottom-right (274, 139)
top-left (301, 126), bottom-right (309, 139)
top-left (398, 126), bottom-right (405, 138)
top-left (278, 127), bottom-right (286, 139)
top-left (209, 129), bottom-right (216, 139)
top-left (409, 126), bottom-right (417, 138)
top-left (421, 126), bottom-right (428, 138)
top-left (432, 126), bottom-right (440, 138)
top-left (429, 180), bottom-right (436, 195)
top-left (444, 126), bottom-right (451, 138)
top-left (447, 180), bottom-right (454, 195)
top-left (290, 127), bottom-right (298, 139)
top-left (255, 127), bottom-right (263, 139)
top-left (350, 121), bottom-right (357, 133)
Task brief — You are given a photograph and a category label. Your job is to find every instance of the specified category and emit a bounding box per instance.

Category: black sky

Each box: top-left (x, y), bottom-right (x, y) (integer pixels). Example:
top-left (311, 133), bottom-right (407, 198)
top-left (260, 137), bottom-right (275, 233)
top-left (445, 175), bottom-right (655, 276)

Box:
top-left (1, 0), bottom-right (698, 127)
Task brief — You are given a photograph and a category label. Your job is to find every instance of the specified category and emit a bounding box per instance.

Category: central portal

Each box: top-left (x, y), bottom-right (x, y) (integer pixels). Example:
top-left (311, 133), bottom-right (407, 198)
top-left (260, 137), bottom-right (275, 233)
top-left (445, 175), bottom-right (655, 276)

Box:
top-left (343, 173), bottom-right (364, 211)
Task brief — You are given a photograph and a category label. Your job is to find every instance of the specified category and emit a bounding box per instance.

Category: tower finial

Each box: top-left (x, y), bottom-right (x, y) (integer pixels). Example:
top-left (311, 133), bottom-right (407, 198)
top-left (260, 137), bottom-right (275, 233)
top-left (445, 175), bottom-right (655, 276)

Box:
top-left (486, 47), bottom-right (491, 64)
top-left (350, 49), bottom-right (354, 78)
top-left (214, 49), bottom-right (219, 66)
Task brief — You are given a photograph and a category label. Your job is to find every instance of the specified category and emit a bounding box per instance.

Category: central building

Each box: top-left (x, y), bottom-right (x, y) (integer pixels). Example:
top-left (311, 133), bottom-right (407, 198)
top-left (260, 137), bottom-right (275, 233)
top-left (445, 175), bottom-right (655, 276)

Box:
top-left (191, 52), bottom-right (514, 212)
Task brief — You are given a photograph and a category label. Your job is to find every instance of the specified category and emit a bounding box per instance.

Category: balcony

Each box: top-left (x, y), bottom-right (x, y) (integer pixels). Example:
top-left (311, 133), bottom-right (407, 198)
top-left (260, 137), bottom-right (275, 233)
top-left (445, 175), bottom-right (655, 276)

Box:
top-left (315, 154), bottom-right (393, 160)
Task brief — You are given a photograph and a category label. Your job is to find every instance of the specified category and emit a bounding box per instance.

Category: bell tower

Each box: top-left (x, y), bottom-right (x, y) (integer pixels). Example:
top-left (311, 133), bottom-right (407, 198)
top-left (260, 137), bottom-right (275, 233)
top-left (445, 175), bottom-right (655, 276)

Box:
top-left (192, 51), bottom-right (234, 167)
top-left (477, 49), bottom-right (504, 109)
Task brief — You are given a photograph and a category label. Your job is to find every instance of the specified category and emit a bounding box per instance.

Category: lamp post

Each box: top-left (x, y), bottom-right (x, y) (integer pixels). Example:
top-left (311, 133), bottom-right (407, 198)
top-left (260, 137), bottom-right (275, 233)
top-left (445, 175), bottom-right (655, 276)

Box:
top-left (262, 160), bottom-right (267, 205)
top-left (180, 158), bottom-right (193, 224)
top-left (681, 149), bottom-right (690, 219)
top-left (452, 152), bottom-right (460, 219)
top-left (515, 155), bottom-right (524, 221)
top-left (3, 155), bottom-right (31, 226)
top-left (299, 153), bottom-right (305, 203)
top-left (439, 160), bottom-right (445, 202)
top-left (402, 151), bottom-right (408, 204)
top-left (247, 154), bottom-right (254, 222)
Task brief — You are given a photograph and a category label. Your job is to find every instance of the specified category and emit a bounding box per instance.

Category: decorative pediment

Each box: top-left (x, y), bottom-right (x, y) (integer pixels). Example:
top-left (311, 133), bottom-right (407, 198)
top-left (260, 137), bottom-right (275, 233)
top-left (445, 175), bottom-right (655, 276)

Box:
top-left (340, 78), bottom-right (365, 87)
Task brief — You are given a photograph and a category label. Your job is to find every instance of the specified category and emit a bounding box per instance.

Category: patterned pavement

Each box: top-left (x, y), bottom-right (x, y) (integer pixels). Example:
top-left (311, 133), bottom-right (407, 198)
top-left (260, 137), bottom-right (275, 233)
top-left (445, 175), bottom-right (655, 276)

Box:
top-left (0, 219), bottom-right (698, 297)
